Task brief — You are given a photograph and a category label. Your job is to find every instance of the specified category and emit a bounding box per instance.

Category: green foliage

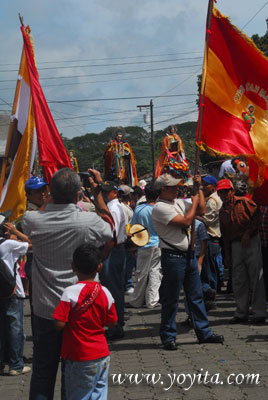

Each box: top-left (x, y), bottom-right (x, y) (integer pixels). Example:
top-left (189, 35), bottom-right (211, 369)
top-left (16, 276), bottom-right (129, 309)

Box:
top-left (251, 33), bottom-right (268, 56)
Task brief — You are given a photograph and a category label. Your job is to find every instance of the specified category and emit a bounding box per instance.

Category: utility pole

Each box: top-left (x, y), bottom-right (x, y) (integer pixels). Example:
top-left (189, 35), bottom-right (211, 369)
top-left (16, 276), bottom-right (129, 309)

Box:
top-left (137, 100), bottom-right (155, 182)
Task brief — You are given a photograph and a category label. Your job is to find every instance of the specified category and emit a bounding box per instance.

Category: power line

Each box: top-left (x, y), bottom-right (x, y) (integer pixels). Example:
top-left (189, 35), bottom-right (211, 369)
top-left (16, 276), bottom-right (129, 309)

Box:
top-left (0, 71), bottom-right (200, 90)
top-left (242, 0), bottom-right (268, 30)
top-left (152, 109), bottom-right (198, 126)
top-left (157, 67), bottom-right (201, 97)
top-left (51, 103), bottom-right (197, 123)
top-left (49, 101), bottom-right (196, 121)
top-left (46, 94), bottom-right (197, 104)
top-left (0, 93), bottom-right (197, 109)
top-left (0, 64), bottom-right (202, 83)
top-left (0, 57), bottom-right (202, 73)
top-left (0, 50), bottom-right (203, 67)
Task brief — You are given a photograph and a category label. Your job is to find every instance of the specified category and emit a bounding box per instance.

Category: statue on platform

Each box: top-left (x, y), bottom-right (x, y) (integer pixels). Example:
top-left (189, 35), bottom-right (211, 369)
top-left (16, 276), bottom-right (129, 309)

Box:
top-left (155, 125), bottom-right (189, 180)
top-left (69, 150), bottom-right (79, 173)
top-left (242, 104), bottom-right (255, 131)
top-left (103, 127), bottom-right (138, 186)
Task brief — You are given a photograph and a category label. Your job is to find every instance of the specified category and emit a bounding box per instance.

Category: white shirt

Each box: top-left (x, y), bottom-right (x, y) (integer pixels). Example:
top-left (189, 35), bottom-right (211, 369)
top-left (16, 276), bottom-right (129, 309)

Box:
top-left (203, 191), bottom-right (222, 238)
top-left (107, 198), bottom-right (127, 244)
top-left (121, 202), bottom-right (134, 225)
top-left (0, 239), bottom-right (29, 298)
top-left (152, 199), bottom-right (191, 252)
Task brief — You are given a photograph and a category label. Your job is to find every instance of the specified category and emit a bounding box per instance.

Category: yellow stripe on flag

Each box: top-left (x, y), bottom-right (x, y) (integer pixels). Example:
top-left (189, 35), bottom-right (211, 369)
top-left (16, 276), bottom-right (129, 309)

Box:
top-left (205, 48), bottom-right (268, 164)
top-left (0, 32), bottom-right (36, 220)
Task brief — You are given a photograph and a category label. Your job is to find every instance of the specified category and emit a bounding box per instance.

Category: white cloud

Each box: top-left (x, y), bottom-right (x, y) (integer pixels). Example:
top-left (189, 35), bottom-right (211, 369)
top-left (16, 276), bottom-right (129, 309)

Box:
top-left (1, 0), bottom-right (268, 138)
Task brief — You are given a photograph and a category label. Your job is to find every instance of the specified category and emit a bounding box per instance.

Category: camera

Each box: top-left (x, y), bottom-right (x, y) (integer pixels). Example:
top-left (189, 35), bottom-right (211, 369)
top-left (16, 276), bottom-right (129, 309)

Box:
top-left (78, 171), bottom-right (96, 188)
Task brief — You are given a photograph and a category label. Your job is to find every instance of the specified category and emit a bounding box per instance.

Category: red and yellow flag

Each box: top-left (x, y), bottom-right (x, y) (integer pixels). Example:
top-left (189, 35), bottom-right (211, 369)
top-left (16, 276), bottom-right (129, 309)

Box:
top-left (198, 4), bottom-right (268, 184)
top-left (20, 24), bottom-right (73, 182)
top-left (0, 27), bottom-right (37, 220)
top-left (0, 24), bottom-right (73, 220)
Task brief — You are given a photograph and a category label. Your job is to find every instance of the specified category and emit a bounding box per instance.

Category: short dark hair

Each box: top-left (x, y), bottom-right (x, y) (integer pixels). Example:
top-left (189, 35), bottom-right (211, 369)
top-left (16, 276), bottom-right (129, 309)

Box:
top-left (50, 168), bottom-right (81, 204)
top-left (144, 183), bottom-right (159, 202)
top-left (73, 244), bottom-right (102, 275)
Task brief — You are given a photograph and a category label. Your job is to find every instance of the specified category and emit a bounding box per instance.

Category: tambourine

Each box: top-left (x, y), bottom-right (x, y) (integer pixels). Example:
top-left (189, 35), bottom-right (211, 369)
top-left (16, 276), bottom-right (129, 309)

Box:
top-left (125, 223), bottom-right (150, 250)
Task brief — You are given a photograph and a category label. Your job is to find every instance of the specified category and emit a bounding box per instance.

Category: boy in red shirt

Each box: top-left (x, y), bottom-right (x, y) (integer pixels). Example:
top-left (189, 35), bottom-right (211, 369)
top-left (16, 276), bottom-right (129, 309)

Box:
top-left (53, 244), bottom-right (117, 400)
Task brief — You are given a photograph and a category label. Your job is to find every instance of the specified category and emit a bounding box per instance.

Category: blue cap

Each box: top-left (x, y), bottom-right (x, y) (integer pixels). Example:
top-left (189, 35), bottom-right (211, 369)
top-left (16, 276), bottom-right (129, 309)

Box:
top-left (25, 176), bottom-right (47, 192)
top-left (202, 175), bottom-right (218, 186)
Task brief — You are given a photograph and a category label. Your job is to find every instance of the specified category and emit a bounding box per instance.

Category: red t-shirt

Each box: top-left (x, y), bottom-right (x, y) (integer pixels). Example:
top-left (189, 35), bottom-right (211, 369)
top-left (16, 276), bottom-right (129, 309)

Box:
top-left (53, 281), bottom-right (117, 361)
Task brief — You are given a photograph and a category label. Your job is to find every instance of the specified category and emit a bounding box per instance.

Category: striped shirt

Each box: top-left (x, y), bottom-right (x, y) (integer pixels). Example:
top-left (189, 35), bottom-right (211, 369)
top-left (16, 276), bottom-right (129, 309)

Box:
top-left (22, 203), bottom-right (112, 320)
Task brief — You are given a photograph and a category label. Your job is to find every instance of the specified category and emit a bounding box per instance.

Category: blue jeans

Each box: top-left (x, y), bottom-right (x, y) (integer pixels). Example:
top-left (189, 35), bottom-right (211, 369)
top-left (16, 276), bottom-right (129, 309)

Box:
top-left (65, 356), bottom-right (110, 400)
top-left (160, 250), bottom-right (212, 344)
top-left (99, 244), bottom-right (125, 330)
top-left (0, 295), bottom-right (25, 371)
top-left (29, 315), bottom-right (65, 400)
top-left (201, 237), bottom-right (221, 293)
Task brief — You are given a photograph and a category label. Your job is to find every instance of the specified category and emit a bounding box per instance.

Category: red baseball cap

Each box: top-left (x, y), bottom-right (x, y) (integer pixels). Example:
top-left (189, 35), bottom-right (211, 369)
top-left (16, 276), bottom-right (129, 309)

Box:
top-left (216, 179), bottom-right (234, 191)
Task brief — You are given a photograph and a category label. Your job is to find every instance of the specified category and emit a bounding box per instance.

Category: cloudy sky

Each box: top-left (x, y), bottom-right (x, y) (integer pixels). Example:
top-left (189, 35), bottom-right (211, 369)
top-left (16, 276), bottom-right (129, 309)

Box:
top-left (0, 0), bottom-right (268, 138)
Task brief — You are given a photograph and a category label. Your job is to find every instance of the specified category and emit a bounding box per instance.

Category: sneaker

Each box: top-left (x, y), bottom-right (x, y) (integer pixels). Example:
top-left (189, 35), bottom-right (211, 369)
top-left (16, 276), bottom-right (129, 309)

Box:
top-left (125, 287), bottom-right (134, 294)
top-left (9, 366), bottom-right (31, 376)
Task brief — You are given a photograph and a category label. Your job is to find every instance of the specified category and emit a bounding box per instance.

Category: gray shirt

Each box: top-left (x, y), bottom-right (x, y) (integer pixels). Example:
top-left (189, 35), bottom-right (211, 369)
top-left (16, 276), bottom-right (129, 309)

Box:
top-left (22, 203), bottom-right (112, 320)
top-left (152, 199), bottom-right (191, 252)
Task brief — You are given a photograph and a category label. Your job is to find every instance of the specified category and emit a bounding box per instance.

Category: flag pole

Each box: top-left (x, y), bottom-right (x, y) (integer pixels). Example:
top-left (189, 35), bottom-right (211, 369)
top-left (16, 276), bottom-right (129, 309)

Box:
top-left (195, 0), bottom-right (214, 173)
top-left (190, 0), bottom-right (214, 255)
top-left (0, 14), bottom-right (25, 201)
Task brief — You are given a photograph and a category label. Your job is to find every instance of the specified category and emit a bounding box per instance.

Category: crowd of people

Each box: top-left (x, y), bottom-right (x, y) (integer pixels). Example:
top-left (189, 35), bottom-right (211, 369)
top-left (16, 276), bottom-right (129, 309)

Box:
top-left (0, 151), bottom-right (268, 399)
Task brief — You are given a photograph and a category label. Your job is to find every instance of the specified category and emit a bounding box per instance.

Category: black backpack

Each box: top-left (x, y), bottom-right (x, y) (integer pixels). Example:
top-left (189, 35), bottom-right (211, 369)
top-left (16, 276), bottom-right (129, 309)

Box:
top-left (0, 239), bottom-right (17, 299)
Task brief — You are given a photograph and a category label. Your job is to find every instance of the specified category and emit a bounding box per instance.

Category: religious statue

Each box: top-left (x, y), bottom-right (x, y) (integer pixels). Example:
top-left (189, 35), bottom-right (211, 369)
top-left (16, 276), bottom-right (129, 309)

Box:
top-left (242, 104), bottom-right (255, 131)
top-left (69, 150), bottom-right (79, 173)
top-left (103, 127), bottom-right (138, 186)
top-left (155, 125), bottom-right (189, 180)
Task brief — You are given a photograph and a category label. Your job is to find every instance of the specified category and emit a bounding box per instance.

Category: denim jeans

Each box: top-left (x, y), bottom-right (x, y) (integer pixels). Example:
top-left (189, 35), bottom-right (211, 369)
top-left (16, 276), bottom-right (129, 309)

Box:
top-left (65, 356), bottom-right (110, 400)
top-left (99, 244), bottom-right (125, 330)
top-left (0, 295), bottom-right (25, 371)
top-left (29, 315), bottom-right (65, 400)
top-left (160, 250), bottom-right (212, 344)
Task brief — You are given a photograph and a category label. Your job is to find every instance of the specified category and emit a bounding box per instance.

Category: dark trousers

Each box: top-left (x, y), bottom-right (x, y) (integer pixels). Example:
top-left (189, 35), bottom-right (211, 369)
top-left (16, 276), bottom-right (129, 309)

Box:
top-left (201, 237), bottom-right (221, 293)
top-left (124, 249), bottom-right (136, 291)
top-left (99, 244), bottom-right (126, 330)
top-left (159, 251), bottom-right (212, 344)
top-left (29, 315), bottom-right (65, 400)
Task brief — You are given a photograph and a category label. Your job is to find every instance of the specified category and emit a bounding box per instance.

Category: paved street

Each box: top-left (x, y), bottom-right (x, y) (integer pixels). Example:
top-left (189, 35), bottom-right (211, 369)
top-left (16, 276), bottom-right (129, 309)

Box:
top-left (1, 287), bottom-right (268, 400)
